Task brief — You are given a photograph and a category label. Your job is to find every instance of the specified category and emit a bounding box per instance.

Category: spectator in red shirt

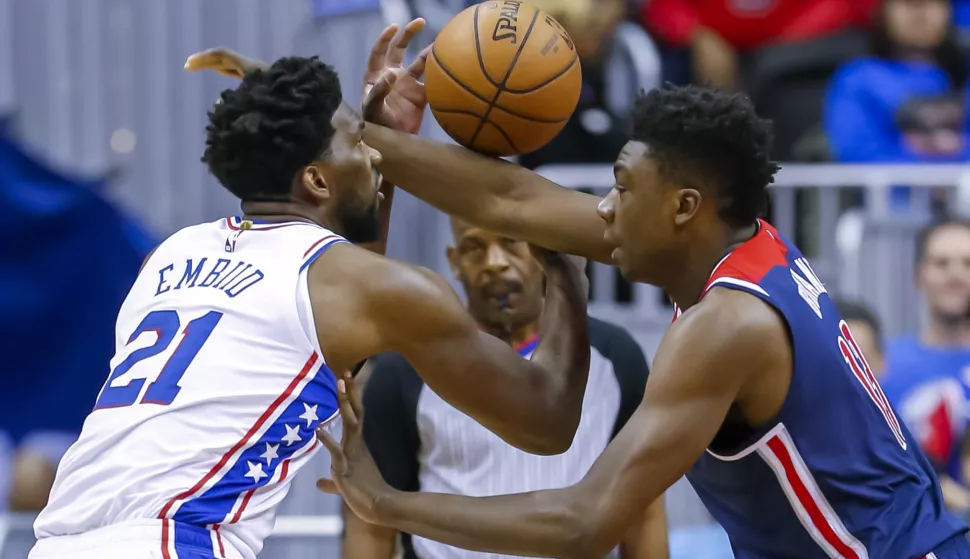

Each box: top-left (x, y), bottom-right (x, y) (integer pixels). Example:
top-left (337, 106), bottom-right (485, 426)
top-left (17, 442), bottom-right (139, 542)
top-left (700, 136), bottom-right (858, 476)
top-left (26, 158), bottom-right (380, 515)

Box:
top-left (643, 0), bottom-right (876, 88)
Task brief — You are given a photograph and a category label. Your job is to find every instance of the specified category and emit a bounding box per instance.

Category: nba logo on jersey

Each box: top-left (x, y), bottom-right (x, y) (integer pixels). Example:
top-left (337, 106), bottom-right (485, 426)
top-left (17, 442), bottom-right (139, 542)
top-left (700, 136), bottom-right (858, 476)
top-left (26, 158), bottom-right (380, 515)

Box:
top-left (30, 216), bottom-right (347, 559)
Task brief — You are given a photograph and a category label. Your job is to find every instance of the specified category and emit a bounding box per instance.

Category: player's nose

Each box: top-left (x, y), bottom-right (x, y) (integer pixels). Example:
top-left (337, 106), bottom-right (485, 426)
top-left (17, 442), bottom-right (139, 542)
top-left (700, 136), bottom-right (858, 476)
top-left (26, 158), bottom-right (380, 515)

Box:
top-left (597, 189), bottom-right (617, 223)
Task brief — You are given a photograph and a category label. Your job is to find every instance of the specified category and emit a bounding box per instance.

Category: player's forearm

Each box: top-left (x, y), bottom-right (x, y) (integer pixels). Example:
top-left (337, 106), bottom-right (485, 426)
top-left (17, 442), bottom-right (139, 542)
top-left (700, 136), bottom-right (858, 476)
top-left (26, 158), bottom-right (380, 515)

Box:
top-left (364, 124), bottom-right (521, 227)
top-left (376, 487), bottom-right (594, 559)
top-left (529, 258), bottom-right (591, 451)
top-left (342, 506), bottom-right (397, 559)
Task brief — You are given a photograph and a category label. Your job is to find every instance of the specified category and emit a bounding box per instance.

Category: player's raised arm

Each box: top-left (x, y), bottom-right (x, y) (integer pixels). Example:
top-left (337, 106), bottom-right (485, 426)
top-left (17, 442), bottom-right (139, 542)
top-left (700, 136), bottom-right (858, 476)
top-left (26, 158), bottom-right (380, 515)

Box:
top-left (319, 288), bottom-right (780, 558)
top-left (362, 124), bottom-right (613, 264)
top-left (312, 243), bottom-right (590, 455)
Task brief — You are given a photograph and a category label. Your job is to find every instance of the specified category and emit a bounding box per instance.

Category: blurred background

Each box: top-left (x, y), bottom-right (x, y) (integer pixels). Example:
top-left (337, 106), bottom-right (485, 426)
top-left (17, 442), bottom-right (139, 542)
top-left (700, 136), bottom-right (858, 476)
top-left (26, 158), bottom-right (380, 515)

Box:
top-left (2, 0), bottom-right (970, 558)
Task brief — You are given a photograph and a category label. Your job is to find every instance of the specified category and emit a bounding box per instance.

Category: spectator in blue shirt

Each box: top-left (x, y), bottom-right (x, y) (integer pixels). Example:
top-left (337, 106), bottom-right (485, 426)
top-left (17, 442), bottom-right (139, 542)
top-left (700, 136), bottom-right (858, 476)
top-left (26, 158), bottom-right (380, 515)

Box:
top-left (825, 0), bottom-right (970, 163)
top-left (881, 218), bottom-right (970, 512)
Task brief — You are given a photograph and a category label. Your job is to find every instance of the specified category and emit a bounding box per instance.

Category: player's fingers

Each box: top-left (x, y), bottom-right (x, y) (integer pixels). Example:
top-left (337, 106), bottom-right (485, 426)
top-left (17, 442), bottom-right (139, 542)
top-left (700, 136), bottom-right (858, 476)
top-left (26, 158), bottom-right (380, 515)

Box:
top-left (316, 425), bottom-right (341, 455)
top-left (336, 379), bottom-right (361, 431)
top-left (343, 371), bottom-right (365, 423)
top-left (366, 24), bottom-right (399, 79)
top-left (362, 70), bottom-right (401, 122)
top-left (316, 478), bottom-right (340, 494)
top-left (386, 18), bottom-right (426, 67)
top-left (184, 48), bottom-right (240, 71)
top-left (407, 45), bottom-right (431, 80)
top-left (184, 52), bottom-right (221, 72)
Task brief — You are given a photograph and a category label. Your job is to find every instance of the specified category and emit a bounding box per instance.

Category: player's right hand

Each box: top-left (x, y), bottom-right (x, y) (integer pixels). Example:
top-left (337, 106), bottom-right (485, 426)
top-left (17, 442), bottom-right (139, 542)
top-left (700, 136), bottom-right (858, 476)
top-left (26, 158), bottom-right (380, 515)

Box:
top-left (184, 47), bottom-right (268, 79)
top-left (317, 371), bottom-right (392, 525)
top-left (362, 19), bottom-right (431, 135)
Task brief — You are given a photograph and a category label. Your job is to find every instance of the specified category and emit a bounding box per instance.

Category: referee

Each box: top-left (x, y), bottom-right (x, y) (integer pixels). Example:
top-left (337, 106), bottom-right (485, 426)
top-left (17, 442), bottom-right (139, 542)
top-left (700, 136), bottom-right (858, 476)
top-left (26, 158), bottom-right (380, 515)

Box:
top-left (342, 218), bottom-right (668, 559)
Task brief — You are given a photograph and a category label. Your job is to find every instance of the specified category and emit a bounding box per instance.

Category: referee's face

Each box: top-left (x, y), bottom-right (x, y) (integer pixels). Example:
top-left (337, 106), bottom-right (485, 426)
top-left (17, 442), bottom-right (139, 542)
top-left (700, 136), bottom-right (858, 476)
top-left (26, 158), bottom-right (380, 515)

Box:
top-left (447, 219), bottom-right (545, 332)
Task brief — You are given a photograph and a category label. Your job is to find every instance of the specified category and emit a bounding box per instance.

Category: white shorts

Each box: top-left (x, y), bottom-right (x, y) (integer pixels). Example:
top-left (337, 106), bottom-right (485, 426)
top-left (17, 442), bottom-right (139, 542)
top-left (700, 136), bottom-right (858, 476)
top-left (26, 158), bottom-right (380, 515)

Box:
top-left (28, 520), bottom-right (245, 559)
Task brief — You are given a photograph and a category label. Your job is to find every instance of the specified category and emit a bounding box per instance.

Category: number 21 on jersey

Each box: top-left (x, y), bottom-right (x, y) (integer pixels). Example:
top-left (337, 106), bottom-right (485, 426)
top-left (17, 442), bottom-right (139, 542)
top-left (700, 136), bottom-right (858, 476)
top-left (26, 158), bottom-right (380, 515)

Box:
top-left (93, 310), bottom-right (222, 410)
top-left (838, 320), bottom-right (907, 450)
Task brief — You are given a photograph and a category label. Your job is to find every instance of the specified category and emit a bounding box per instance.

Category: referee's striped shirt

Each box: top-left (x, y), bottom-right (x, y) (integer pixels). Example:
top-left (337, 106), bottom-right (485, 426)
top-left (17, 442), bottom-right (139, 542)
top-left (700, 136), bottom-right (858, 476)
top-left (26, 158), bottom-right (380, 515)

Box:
top-left (362, 316), bottom-right (650, 559)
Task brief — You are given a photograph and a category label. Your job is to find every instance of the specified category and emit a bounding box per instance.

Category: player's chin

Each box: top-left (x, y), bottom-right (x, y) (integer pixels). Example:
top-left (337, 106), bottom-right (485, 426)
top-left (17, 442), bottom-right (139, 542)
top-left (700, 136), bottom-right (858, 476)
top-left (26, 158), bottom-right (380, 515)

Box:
top-left (614, 254), bottom-right (647, 284)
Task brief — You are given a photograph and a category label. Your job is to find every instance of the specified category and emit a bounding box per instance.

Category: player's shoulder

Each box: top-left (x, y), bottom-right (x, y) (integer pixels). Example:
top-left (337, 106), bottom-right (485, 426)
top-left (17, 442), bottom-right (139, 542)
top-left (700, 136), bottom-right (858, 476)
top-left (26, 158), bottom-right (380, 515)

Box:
top-left (329, 247), bottom-right (448, 300)
top-left (681, 288), bottom-right (788, 357)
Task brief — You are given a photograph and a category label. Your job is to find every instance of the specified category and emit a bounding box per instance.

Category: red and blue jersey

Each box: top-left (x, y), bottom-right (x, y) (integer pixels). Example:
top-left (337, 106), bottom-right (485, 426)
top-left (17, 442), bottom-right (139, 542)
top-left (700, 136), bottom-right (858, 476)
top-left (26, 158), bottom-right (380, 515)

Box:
top-left (678, 220), bottom-right (968, 559)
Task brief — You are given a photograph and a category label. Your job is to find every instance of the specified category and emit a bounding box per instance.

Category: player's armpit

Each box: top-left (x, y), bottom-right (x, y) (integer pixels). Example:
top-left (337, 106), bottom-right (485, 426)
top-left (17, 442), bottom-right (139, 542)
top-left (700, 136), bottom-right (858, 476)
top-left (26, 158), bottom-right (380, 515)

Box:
top-left (372, 292), bottom-right (784, 559)
top-left (362, 124), bottom-right (614, 263)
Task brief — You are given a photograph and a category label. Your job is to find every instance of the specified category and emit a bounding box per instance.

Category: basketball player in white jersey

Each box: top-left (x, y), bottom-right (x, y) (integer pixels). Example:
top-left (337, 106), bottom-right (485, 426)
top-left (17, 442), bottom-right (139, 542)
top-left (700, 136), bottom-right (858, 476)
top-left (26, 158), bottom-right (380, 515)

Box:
top-left (29, 23), bottom-right (590, 559)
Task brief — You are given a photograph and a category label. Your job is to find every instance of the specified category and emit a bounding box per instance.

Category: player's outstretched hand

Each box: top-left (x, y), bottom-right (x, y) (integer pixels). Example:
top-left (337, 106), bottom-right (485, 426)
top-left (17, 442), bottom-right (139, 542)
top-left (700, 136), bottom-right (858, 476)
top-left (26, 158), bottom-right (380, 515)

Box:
top-left (316, 371), bottom-right (391, 525)
top-left (184, 47), bottom-right (268, 79)
top-left (362, 18), bottom-right (431, 135)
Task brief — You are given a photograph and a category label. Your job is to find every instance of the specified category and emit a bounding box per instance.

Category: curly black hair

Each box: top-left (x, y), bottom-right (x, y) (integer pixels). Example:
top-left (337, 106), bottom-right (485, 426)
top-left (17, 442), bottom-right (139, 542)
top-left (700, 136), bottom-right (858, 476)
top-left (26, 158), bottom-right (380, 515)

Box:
top-left (202, 56), bottom-right (343, 201)
top-left (632, 85), bottom-right (779, 227)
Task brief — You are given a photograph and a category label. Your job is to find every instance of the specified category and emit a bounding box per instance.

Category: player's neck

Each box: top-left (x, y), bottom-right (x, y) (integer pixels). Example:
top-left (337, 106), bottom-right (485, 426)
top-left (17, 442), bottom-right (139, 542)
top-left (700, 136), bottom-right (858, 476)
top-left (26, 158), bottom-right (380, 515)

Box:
top-left (922, 315), bottom-right (970, 348)
top-left (239, 201), bottom-right (325, 228)
top-left (665, 223), bottom-right (758, 311)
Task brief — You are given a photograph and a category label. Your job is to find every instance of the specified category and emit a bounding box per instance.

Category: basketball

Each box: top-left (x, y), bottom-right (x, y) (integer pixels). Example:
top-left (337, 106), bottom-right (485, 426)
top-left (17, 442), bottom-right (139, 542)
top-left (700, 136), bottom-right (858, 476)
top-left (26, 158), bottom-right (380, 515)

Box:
top-left (424, 1), bottom-right (582, 156)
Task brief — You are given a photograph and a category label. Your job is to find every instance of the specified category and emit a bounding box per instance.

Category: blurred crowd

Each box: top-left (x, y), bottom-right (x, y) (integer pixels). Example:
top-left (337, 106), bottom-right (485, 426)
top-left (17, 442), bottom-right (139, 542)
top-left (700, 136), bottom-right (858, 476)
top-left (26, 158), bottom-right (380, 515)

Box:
top-left (2, 0), bottom-right (970, 558)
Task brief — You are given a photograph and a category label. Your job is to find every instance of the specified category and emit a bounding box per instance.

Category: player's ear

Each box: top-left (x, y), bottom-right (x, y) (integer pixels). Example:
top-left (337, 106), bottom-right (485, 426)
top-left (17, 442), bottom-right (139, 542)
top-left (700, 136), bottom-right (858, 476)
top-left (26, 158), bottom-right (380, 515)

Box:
top-left (673, 188), bottom-right (702, 226)
top-left (302, 164), bottom-right (331, 201)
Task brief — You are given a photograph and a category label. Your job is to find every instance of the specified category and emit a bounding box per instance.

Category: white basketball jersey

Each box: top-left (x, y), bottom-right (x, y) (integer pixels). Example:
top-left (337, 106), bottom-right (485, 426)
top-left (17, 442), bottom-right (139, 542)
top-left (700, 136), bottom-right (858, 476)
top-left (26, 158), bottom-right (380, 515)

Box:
top-left (34, 217), bottom-right (346, 559)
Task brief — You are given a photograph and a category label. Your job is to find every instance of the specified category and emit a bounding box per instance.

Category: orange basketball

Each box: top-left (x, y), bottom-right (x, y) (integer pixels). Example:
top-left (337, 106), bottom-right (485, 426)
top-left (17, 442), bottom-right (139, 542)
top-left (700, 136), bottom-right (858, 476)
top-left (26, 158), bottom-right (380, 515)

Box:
top-left (424, 1), bottom-right (582, 156)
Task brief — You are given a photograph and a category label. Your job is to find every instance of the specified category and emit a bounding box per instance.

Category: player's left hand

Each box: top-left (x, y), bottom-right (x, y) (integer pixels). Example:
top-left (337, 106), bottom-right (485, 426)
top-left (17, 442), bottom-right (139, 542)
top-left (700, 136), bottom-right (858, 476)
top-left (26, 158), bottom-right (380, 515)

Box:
top-left (362, 19), bottom-right (431, 135)
top-left (316, 371), bottom-right (391, 525)
top-left (183, 47), bottom-right (268, 79)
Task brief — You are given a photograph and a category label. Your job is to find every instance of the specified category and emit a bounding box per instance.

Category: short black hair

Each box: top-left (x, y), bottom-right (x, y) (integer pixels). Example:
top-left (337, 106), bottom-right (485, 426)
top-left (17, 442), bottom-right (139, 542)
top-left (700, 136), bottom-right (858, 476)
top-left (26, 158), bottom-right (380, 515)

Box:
top-left (915, 216), bottom-right (970, 264)
top-left (631, 85), bottom-right (779, 227)
top-left (203, 56), bottom-right (342, 201)
top-left (833, 297), bottom-right (883, 351)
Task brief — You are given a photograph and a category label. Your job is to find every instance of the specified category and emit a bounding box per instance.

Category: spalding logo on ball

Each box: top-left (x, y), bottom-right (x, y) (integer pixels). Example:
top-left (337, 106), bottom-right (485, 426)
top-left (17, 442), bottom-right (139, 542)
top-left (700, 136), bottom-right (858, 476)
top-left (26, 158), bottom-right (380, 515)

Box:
top-left (425, 0), bottom-right (582, 156)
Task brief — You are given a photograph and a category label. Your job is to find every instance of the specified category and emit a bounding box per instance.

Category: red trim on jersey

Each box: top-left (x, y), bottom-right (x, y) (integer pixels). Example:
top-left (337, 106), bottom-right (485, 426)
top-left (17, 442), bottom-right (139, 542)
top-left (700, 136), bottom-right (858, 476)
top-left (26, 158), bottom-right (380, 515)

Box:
top-left (157, 352), bottom-right (320, 521)
top-left (765, 435), bottom-right (863, 559)
top-left (161, 519), bottom-right (171, 559)
top-left (214, 524), bottom-right (226, 557)
top-left (701, 219), bottom-right (788, 298)
top-left (513, 332), bottom-right (540, 352)
top-left (229, 489), bottom-right (256, 524)
top-left (303, 234), bottom-right (342, 257)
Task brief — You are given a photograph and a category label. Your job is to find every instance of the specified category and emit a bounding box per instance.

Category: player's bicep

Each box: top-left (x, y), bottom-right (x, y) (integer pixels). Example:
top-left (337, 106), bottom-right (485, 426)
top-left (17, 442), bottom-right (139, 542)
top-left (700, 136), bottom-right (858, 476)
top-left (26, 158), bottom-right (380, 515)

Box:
top-left (574, 300), bottom-right (776, 555)
top-left (371, 266), bottom-right (566, 451)
top-left (497, 171), bottom-right (613, 264)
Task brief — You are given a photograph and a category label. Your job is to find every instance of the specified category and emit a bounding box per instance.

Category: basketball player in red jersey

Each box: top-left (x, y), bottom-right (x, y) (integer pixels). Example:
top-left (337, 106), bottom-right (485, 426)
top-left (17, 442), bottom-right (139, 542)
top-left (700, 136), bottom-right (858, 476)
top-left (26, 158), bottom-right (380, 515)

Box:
top-left (189, 26), bottom-right (970, 558)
